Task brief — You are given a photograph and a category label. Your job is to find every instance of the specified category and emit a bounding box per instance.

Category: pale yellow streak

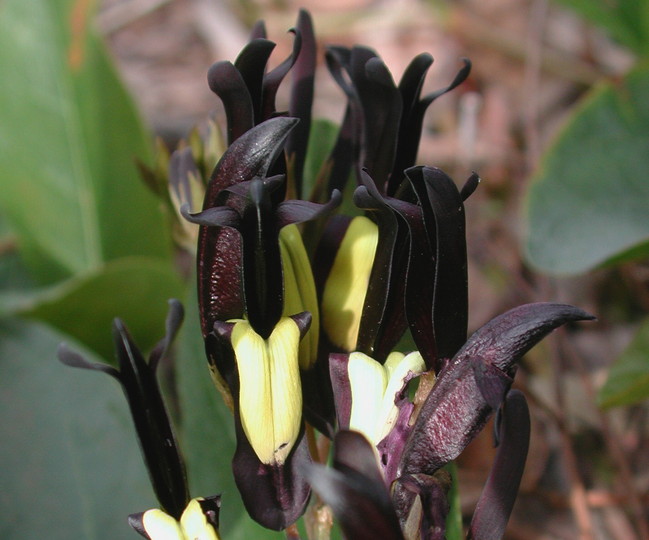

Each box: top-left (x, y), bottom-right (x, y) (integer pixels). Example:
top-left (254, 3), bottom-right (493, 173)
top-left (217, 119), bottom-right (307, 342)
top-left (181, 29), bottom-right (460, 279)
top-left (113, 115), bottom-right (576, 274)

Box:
top-left (180, 499), bottom-right (220, 540)
top-left (322, 217), bottom-right (378, 351)
top-left (141, 498), bottom-right (221, 540)
top-left (232, 317), bottom-right (302, 465)
top-left (142, 509), bottom-right (184, 539)
top-left (348, 350), bottom-right (426, 446)
top-left (280, 224), bottom-right (319, 369)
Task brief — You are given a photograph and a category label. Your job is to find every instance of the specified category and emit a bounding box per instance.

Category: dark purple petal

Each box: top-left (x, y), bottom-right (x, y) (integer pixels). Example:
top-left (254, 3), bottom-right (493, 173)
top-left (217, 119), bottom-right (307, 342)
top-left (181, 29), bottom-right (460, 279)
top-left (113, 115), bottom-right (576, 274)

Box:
top-left (390, 59), bottom-right (471, 191)
top-left (275, 189), bottom-right (341, 227)
top-left (232, 422), bottom-right (312, 530)
top-left (303, 431), bottom-right (404, 540)
top-left (59, 306), bottom-right (190, 520)
top-left (396, 473), bottom-right (451, 540)
top-left (289, 310), bottom-right (313, 340)
top-left (286, 9), bottom-right (317, 196)
top-left (423, 167), bottom-right (470, 360)
top-left (325, 105), bottom-right (356, 195)
top-left (197, 495), bottom-right (222, 530)
top-left (198, 118), bottom-right (298, 337)
top-left (472, 360), bottom-right (513, 410)
top-left (353, 172), bottom-right (409, 360)
top-left (148, 299), bottom-right (184, 371)
top-left (239, 178), bottom-right (284, 338)
top-left (405, 166), bottom-right (471, 366)
top-left (360, 56), bottom-right (402, 190)
top-left (234, 38), bottom-right (276, 124)
top-left (329, 353), bottom-right (353, 429)
top-left (112, 319), bottom-right (189, 519)
top-left (312, 214), bottom-right (352, 298)
top-left (333, 430), bottom-right (385, 486)
top-left (398, 53), bottom-right (434, 118)
top-left (250, 19), bottom-right (267, 40)
top-left (57, 343), bottom-right (119, 379)
top-left (181, 204), bottom-right (240, 228)
top-left (398, 303), bottom-right (594, 479)
top-left (203, 116), bottom-right (298, 205)
top-left (376, 380), bottom-right (416, 485)
top-left (262, 29), bottom-right (301, 120)
top-left (197, 226), bottom-right (243, 338)
top-left (468, 390), bottom-right (531, 540)
top-left (387, 52), bottom-right (433, 195)
top-left (169, 147), bottom-right (200, 207)
top-left (455, 303), bottom-right (596, 372)
top-left (325, 47), bottom-right (363, 192)
top-left (461, 172), bottom-right (480, 201)
top-left (420, 57), bottom-right (472, 107)
top-left (383, 191), bottom-right (438, 368)
top-left (127, 513), bottom-right (149, 539)
top-left (207, 61), bottom-right (254, 144)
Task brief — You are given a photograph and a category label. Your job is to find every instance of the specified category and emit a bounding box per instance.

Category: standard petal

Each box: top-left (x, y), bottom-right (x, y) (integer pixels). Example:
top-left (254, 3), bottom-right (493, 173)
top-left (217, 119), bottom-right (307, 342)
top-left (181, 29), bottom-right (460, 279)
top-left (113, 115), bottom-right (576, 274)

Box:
top-left (197, 118), bottom-right (299, 337)
top-left (398, 303), bottom-right (594, 478)
top-left (454, 302), bottom-right (596, 371)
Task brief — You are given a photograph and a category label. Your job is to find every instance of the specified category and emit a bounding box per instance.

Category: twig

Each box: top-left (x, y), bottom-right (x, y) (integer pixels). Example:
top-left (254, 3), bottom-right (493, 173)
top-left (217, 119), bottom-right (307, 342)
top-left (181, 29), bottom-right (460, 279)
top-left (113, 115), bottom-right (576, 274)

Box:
top-left (285, 523), bottom-right (301, 540)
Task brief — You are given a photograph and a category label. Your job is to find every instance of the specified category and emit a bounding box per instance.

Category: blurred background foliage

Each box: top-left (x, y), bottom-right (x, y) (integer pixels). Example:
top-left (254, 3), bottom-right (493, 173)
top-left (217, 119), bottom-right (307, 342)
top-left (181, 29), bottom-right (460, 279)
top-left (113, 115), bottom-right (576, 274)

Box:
top-left (0, 0), bottom-right (647, 538)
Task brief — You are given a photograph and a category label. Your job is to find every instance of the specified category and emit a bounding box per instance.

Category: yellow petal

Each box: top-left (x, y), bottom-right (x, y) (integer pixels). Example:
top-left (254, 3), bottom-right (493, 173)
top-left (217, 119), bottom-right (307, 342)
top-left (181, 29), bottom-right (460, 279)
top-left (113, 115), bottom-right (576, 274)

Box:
top-left (141, 509), bottom-right (184, 540)
top-left (232, 317), bottom-right (302, 465)
top-left (280, 224), bottom-right (319, 369)
top-left (347, 351), bottom-right (388, 443)
top-left (180, 499), bottom-right (220, 540)
top-left (347, 350), bottom-right (426, 445)
top-left (322, 216), bottom-right (378, 351)
top-left (377, 351), bottom-right (426, 442)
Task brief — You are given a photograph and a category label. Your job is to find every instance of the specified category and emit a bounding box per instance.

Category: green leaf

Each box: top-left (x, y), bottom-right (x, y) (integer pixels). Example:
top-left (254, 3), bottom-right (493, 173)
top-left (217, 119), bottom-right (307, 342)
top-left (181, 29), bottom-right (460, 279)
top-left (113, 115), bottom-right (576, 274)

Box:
top-left (175, 286), bottom-right (282, 539)
top-left (303, 118), bottom-right (340, 200)
top-left (0, 317), bottom-right (154, 539)
top-left (553, 0), bottom-right (649, 57)
top-left (2, 257), bottom-right (184, 361)
top-left (444, 462), bottom-right (463, 540)
top-left (523, 65), bottom-right (649, 275)
top-left (0, 0), bottom-right (170, 284)
top-left (598, 317), bottom-right (649, 408)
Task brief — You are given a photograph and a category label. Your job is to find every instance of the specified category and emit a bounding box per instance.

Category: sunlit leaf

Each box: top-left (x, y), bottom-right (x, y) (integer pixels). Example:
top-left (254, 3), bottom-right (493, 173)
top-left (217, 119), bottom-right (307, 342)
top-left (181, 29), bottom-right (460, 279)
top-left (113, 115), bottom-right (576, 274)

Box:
top-left (599, 316), bottom-right (649, 408)
top-left (0, 0), bottom-right (170, 284)
top-left (0, 317), bottom-right (154, 539)
top-left (4, 257), bottom-right (184, 361)
top-left (523, 65), bottom-right (649, 275)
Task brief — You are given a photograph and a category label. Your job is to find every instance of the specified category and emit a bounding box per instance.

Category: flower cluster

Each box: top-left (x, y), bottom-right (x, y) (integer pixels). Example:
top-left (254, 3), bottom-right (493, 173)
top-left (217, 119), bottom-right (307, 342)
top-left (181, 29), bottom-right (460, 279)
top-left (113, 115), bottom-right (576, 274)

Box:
top-left (60, 9), bottom-right (594, 540)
